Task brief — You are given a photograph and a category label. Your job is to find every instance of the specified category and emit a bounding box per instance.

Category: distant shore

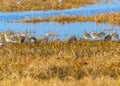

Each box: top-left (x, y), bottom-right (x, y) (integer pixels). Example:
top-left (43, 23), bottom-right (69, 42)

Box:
top-left (0, 0), bottom-right (95, 12)
top-left (22, 13), bottom-right (120, 26)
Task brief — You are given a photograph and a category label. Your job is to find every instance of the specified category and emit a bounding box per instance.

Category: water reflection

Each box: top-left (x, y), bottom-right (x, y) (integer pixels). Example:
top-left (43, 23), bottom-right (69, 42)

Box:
top-left (0, 22), bottom-right (119, 40)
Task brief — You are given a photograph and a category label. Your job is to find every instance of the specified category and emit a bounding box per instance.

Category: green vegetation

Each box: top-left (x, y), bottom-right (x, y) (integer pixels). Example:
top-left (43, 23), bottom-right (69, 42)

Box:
top-left (0, 0), bottom-right (95, 12)
top-left (0, 40), bottom-right (120, 86)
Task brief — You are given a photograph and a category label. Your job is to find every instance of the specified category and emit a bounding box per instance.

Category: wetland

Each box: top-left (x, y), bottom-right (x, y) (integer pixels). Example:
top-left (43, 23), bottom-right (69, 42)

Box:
top-left (0, 0), bottom-right (120, 86)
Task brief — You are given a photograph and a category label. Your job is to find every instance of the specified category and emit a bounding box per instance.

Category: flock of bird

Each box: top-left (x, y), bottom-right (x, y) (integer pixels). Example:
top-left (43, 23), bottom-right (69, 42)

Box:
top-left (0, 30), bottom-right (119, 46)
top-left (0, 30), bottom-right (51, 46)
top-left (83, 30), bottom-right (119, 41)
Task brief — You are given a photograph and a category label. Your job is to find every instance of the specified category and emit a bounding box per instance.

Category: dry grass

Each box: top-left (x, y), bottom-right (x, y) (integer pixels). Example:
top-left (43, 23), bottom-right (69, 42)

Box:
top-left (22, 13), bottom-right (120, 25)
top-left (0, 40), bottom-right (120, 85)
top-left (0, 0), bottom-right (95, 12)
top-left (0, 76), bottom-right (119, 86)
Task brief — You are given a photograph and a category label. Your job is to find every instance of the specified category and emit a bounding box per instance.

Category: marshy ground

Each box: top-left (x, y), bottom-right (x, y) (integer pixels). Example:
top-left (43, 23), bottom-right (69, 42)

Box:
top-left (0, 40), bottom-right (120, 86)
top-left (0, 0), bottom-right (120, 86)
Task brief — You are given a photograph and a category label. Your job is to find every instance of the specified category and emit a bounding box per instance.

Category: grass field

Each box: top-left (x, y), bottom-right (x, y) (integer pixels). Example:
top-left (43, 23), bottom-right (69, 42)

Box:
top-left (0, 40), bottom-right (120, 86)
top-left (0, 0), bottom-right (95, 12)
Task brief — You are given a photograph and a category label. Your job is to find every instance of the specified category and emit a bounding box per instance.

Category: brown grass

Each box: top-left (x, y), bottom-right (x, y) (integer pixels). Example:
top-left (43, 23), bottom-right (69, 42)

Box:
top-left (0, 40), bottom-right (120, 85)
top-left (22, 13), bottom-right (120, 26)
top-left (0, 76), bottom-right (119, 86)
top-left (0, 0), bottom-right (95, 12)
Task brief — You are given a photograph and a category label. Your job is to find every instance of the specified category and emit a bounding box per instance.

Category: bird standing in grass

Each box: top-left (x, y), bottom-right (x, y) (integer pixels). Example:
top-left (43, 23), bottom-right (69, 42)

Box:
top-left (0, 36), bottom-right (4, 46)
top-left (83, 30), bottom-right (91, 40)
top-left (68, 35), bottom-right (77, 43)
top-left (30, 37), bottom-right (37, 43)
top-left (98, 30), bottom-right (105, 38)
top-left (91, 31), bottom-right (99, 40)
top-left (57, 0), bottom-right (63, 3)
top-left (0, 40), bottom-right (4, 46)
top-left (38, 36), bottom-right (49, 44)
top-left (20, 36), bottom-right (25, 43)
top-left (16, 0), bottom-right (22, 4)
top-left (104, 34), bottom-right (112, 41)
top-left (112, 31), bottom-right (119, 41)
top-left (45, 32), bottom-right (58, 41)
top-left (20, 36), bottom-right (37, 43)
top-left (4, 33), bottom-right (18, 43)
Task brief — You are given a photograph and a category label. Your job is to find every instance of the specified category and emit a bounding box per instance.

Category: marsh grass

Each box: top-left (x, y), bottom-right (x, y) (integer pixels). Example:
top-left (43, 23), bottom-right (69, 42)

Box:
top-left (0, 76), bottom-right (119, 86)
top-left (22, 13), bottom-right (120, 26)
top-left (0, 0), bottom-right (95, 12)
top-left (0, 40), bottom-right (120, 86)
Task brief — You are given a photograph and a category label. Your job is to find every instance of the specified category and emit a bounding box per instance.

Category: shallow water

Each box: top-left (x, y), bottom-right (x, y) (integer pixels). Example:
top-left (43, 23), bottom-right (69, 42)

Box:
top-left (0, 22), bottom-right (120, 40)
top-left (0, 0), bottom-right (120, 40)
top-left (0, 0), bottom-right (120, 22)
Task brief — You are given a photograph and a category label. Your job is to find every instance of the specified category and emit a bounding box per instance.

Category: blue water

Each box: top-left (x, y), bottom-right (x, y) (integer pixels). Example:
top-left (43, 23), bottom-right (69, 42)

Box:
top-left (0, 0), bottom-right (120, 40)
top-left (0, 22), bottom-right (120, 40)
top-left (0, 1), bottom-right (120, 22)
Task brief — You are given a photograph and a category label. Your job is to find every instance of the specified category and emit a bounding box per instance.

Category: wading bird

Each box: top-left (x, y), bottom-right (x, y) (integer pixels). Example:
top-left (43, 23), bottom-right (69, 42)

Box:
top-left (57, 0), bottom-right (63, 3)
top-left (91, 31), bottom-right (99, 40)
top-left (0, 36), bottom-right (4, 46)
top-left (30, 37), bottom-right (37, 43)
top-left (98, 30), bottom-right (105, 38)
top-left (104, 34), bottom-right (112, 41)
top-left (16, 0), bottom-right (22, 4)
top-left (68, 35), bottom-right (77, 43)
top-left (45, 32), bottom-right (58, 41)
top-left (83, 30), bottom-right (91, 40)
top-left (4, 33), bottom-right (18, 43)
top-left (20, 36), bottom-right (37, 43)
top-left (20, 36), bottom-right (25, 43)
top-left (0, 40), bottom-right (4, 46)
top-left (38, 36), bottom-right (49, 44)
top-left (112, 31), bottom-right (119, 41)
